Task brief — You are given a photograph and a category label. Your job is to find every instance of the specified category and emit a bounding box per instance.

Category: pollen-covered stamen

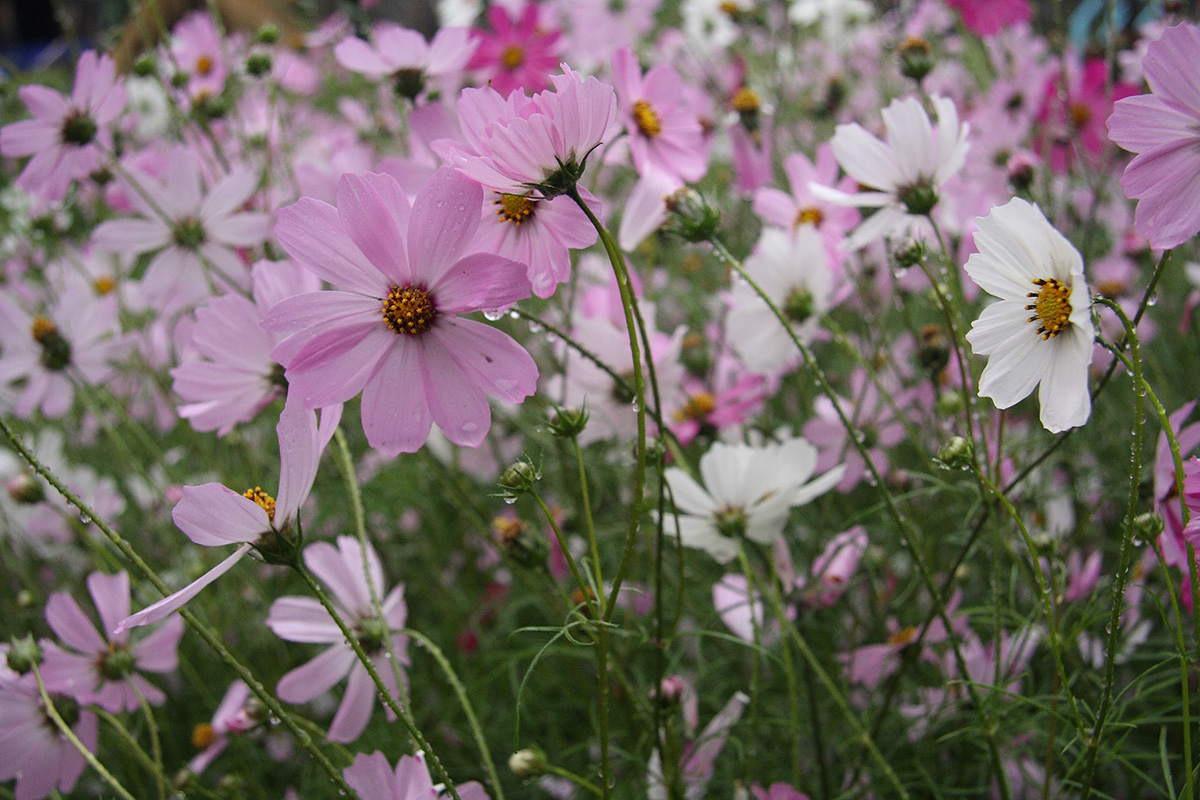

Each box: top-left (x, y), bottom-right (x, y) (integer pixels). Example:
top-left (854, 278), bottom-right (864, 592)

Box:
top-left (632, 100), bottom-right (662, 137)
top-left (888, 625), bottom-right (919, 647)
top-left (795, 206), bottom-right (823, 227)
top-left (1025, 277), bottom-right (1073, 339)
top-left (93, 276), bottom-right (117, 296)
top-left (242, 487), bottom-right (276, 523)
top-left (192, 722), bottom-right (217, 750)
top-left (500, 44), bottom-right (525, 70)
top-left (674, 392), bottom-right (716, 422)
top-left (1068, 102), bottom-right (1091, 128)
top-left (31, 316), bottom-right (72, 371)
top-left (382, 284), bottom-right (436, 335)
top-left (196, 55), bottom-right (214, 76)
top-left (494, 192), bottom-right (536, 225)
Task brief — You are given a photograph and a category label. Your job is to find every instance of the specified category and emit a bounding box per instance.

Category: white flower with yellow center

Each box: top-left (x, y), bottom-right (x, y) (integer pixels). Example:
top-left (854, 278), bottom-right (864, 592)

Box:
top-left (964, 198), bottom-right (1095, 433)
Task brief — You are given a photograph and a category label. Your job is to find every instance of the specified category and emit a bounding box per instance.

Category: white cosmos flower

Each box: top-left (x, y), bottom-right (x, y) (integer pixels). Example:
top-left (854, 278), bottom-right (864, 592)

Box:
top-left (964, 198), bottom-right (1095, 433)
top-left (661, 435), bottom-right (845, 564)
top-left (814, 94), bottom-right (969, 249)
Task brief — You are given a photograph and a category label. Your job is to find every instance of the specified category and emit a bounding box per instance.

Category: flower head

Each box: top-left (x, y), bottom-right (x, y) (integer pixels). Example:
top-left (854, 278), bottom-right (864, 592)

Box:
top-left (964, 198), bottom-right (1094, 433)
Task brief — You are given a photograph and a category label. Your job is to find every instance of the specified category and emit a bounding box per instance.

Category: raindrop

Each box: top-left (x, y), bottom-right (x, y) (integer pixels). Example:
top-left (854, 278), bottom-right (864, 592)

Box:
top-left (631, 399), bottom-right (640, 411)
top-left (509, 310), bottom-right (520, 319)
top-left (1146, 294), bottom-right (1158, 307)
top-left (504, 496), bottom-right (517, 505)
top-left (528, 321), bottom-right (543, 333)
top-left (483, 309), bottom-right (504, 321)
top-left (79, 514), bottom-right (91, 525)
top-left (462, 422), bottom-right (478, 433)
top-left (545, 332), bottom-right (558, 343)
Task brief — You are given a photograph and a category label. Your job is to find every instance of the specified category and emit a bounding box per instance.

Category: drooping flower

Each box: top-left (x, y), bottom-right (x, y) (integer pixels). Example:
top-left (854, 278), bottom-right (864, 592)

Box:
top-left (963, 198), bottom-right (1095, 433)
top-left (647, 690), bottom-right (750, 800)
top-left (264, 168), bottom-right (538, 455)
top-left (815, 94), bottom-right (969, 249)
top-left (344, 750), bottom-right (490, 800)
top-left (116, 395), bottom-right (335, 632)
top-left (661, 435), bottom-right (845, 563)
top-left (40, 570), bottom-right (184, 713)
top-left (1107, 21), bottom-right (1200, 250)
top-left (267, 537), bottom-right (408, 744)
top-left (0, 50), bottom-right (125, 205)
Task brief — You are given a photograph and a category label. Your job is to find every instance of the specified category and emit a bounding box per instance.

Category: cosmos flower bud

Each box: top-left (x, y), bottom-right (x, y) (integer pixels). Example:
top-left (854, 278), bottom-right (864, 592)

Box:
top-left (898, 36), bottom-right (934, 82)
top-left (6, 472), bottom-right (44, 504)
top-left (500, 460), bottom-right (540, 499)
top-left (547, 405), bottom-right (589, 439)
top-left (936, 436), bottom-right (973, 469)
top-left (666, 187), bottom-right (721, 243)
top-left (509, 747), bottom-right (547, 779)
top-left (6, 634), bottom-right (43, 674)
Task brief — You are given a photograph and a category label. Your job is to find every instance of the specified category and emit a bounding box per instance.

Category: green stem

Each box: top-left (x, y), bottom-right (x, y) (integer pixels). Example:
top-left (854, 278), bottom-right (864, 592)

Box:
top-left (33, 663), bottom-right (138, 800)
top-left (543, 764), bottom-right (604, 797)
top-left (0, 417), bottom-right (361, 800)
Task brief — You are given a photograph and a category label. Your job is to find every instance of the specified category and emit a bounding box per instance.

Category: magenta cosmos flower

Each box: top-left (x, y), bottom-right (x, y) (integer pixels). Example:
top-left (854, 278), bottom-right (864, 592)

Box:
top-left (41, 570), bottom-right (183, 713)
top-left (264, 168), bottom-right (538, 456)
top-left (0, 50), bottom-right (125, 204)
top-left (1107, 22), bottom-right (1200, 250)
top-left (344, 751), bottom-right (489, 800)
top-left (944, 0), bottom-right (1030, 37)
top-left (468, 2), bottom-right (563, 97)
top-left (117, 395), bottom-right (333, 632)
top-left (267, 537), bottom-right (408, 744)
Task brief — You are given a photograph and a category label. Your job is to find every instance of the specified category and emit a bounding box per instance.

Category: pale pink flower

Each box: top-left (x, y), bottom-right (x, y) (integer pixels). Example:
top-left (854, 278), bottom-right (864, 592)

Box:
top-left (752, 784), bottom-right (811, 800)
top-left (40, 571), bottom-right (183, 713)
top-left (648, 690), bottom-right (749, 800)
top-left (468, 3), bottom-right (563, 97)
top-left (0, 675), bottom-right (98, 800)
top-left (169, 12), bottom-right (232, 101)
top-left (611, 45), bottom-right (707, 182)
top-left (189, 680), bottom-right (254, 774)
top-left (92, 147), bottom-right (271, 313)
top-left (116, 395), bottom-right (334, 632)
top-left (1107, 22), bottom-right (1200, 249)
top-left (265, 169), bottom-right (538, 456)
top-left (0, 50), bottom-right (125, 204)
top-left (334, 23), bottom-right (476, 102)
top-left (268, 537), bottom-right (408, 744)
top-left (344, 751), bottom-right (490, 800)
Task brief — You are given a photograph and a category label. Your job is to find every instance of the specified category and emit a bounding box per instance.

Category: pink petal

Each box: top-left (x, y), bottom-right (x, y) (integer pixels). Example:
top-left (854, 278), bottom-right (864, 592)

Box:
top-left (328, 662), bottom-right (376, 743)
top-left (430, 252), bottom-right (532, 314)
top-left (334, 37), bottom-right (390, 77)
top-left (336, 172), bottom-right (412, 287)
top-left (361, 339), bottom-right (432, 456)
top-left (172, 483), bottom-right (270, 547)
top-left (419, 331), bottom-right (491, 447)
top-left (304, 536), bottom-right (382, 614)
top-left (266, 596), bottom-right (343, 643)
top-left (282, 324), bottom-right (393, 409)
top-left (86, 571), bottom-right (130, 644)
top-left (275, 198), bottom-right (386, 294)
top-left (274, 392), bottom-right (321, 521)
top-left (45, 593), bottom-right (105, 654)
top-left (115, 544), bottom-right (253, 633)
top-left (276, 644), bottom-right (356, 703)
top-left (407, 167), bottom-right (483, 284)
top-left (433, 317), bottom-right (538, 404)
top-left (344, 752), bottom-right (398, 799)
top-left (132, 615), bottom-right (184, 672)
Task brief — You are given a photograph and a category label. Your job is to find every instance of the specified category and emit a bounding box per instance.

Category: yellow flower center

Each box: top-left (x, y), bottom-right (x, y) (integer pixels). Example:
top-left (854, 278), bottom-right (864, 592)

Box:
top-left (795, 206), bottom-right (823, 227)
top-left (93, 276), bottom-right (116, 296)
top-left (382, 284), bottom-right (436, 336)
top-left (500, 45), bottom-right (525, 70)
top-left (1025, 278), bottom-right (1073, 339)
top-left (1068, 102), bottom-right (1091, 128)
top-left (674, 392), bottom-right (716, 422)
top-left (731, 87), bottom-right (760, 114)
top-left (888, 625), bottom-right (919, 647)
top-left (494, 192), bottom-right (535, 225)
top-left (196, 55), bottom-right (214, 76)
top-left (632, 100), bottom-right (662, 138)
top-left (719, 1), bottom-right (741, 15)
top-left (192, 722), bottom-right (217, 750)
top-left (242, 487), bottom-right (277, 522)
top-left (30, 316), bottom-right (57, 344)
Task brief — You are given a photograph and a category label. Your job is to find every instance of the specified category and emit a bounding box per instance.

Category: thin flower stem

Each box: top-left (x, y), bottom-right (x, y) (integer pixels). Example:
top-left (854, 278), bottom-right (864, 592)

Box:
top-left (746, 563), bottom-right (910, 798)
top-left (574, 440), bottom-right (604, 609)
top-left (94, 707), bottom-right (170, 794)
top-left (709, 235), bottom-right (1010, 799)
top-left (1081, 297), bottom-right (1148, 800)
top-left (403, 629), bottom-right (506, 800)
top-left (542, 763), bottom-right (604, 797)
top-left (566, 186), bottom-right (648, 624)
top-left (32, 663), bottom-right (138, 800)
top-left (969, 466), bottom-right (1088, 741)
top-left (127, 676), bottom-right (166, 800)
top-left (1099, 332), bottom-right (1195, 800)
top-left (531, 491), bottom-right (600, 617)
top-left (0, 417), bottom-right (362, 800)
top-left (295, 563), bottom-right (463, 800)
top-left (735, 549), bottom-right (766, 776)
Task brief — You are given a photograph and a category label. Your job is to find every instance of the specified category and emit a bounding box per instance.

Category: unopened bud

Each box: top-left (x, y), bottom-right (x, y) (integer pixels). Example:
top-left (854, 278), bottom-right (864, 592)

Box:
top-left (1133, 512), bottom-right (1163, 540)
top-left (499, 460), bottom-right (540, 498)
top-left (1006, 151), bottom-right (1037, 192)
top-left (665, 187), bottom-right (721, 243)
top-left (254, 23), bottom-right (281, 44)
top-left (492, 515), bottom-right (548, 568)
top-left (936, 389), bottom-right (966, 416)
top-left (654, 675), bottom-right (685, 707)
top-left (936, 436), bottom-right (973, 470)
top-left (898, 36), bottom-right (934, 82)
top-left (7, 472), bottom-right (44, 504)
top-left (917, 324), bottom-right (950, 374)
top-left (246, 52), bottom-right (273, 77)
top-left (6, 635), bottom-right (42, 674)
top-left (892, 237), bottom-right (927, 270)
top-left (547, 406), bottom-right (589, 439)
top-left (509, 747), bottom-right (547, 779)
top-left (132, 54), bottom-right (158, 77)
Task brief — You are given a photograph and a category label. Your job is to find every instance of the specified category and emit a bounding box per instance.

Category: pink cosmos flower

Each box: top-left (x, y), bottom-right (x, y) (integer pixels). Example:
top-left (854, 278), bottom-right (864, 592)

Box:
top-left (171, 260), bottom-right (321, 435)
top-left (1036, 56), bottom-right (1137, 173)
top-left (0, 671), bottom-right (98, 800)
top-left (267, 537), bottom-right (408, 744)
top-left (611, 45), bottom-right (707, 182)
top-left (647, 690), bottom-right (749, 800)
top-left (468, 3), bottom-right (563, 97)
top-left (752, 785), bottom-right (811, 800)
top-left (92, 147), bottom-right (271, 313)
top-left (804, 368), bottom-right (909, 492)
top-left (264, 168), bottom-right (538, 456)
top-left (116, 395), bottom-right (334, 632)
top-left (1107, 22), bottom-right (1200, 250)
top-left (0, 50), bottom-right (125, 204)
top-left (40, 570), bottom-right (183, 713)
top-left (189, 680), bottom-right (254, 774)
top-left (334, 23), bottom-right (476, 102)
top-left (945, 0), bottom-right (1031, 37)
top-left (169, 12), bottom-right (231, 101)
top-left (344, 751), bottom-right (489, 800)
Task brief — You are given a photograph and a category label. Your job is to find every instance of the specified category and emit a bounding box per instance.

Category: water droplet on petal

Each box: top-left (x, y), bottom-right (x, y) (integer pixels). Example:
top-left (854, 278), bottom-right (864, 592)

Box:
top-left (483, 309), bottom-right (504, 321)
